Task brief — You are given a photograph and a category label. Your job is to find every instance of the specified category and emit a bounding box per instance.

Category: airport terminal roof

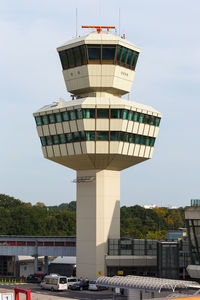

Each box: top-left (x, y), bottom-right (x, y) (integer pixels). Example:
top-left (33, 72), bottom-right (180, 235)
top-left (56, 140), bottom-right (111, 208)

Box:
top-left (96, 276), bottom-right (200, 293)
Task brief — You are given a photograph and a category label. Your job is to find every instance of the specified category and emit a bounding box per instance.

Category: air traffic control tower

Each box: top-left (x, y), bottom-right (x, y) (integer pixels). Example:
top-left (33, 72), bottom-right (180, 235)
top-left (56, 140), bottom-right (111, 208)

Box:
top-left (33, 26), bottom-right (162, 279)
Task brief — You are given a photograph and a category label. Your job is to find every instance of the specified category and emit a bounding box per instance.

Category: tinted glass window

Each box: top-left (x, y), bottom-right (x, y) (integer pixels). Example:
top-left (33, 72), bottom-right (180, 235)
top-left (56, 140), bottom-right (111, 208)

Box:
top-left (129, 134), bottom-right (134, 143)
top-left (59, 278), bottom-right (67, 284)
top-left (42, 115), bottom-right (48, 125)
top-left (55, 113), bottom-right (62, 123)
top-left (102, 45), bottom-right (115, 60)
top-left (135, 135), bottom-right (140, 144)
top-left (35, 116), bottom-right (42, 126)
top-left (80, 131), bottom-right (85, 141)
top-left (69, 111), bottom-right (76, 120)
top-left (66, 133), bottom-right (73, 142)
top-left (97, 131), bottom-right (109, 141)
top-left (73, 132), bottom-right (80, 142)
top-left (116, 45), bottom-right (122, 62)
top-left (85, 131), bottom-right (95, 141)
top-left (128, 111), bottom-right (133, 121)
top-left (141, 136), bottom-right (145, 145)
top-left (97, 109), bottom-right (109, 118)
top-left (111, 109), bottom-right (122, 119)
top-left (150, 116), bottom-right (155, 125)
top-left (40, 136), bottom-right (46, 146)
top-left (59, 51), bottom-right (68, 70)
top-left (49, 114), bottom-right (55, 124)
top-left (150, 138), bottom-right (155, 147)
top-left (123, 109), bottom-right (128, 120)
top-left (120, 132), bottom-right (125, 141)
top-left (88, 46), bottom-right (101, 60)
top-left (60, 134), bottom-right (66, 144)
top-left (155, 117), bottom-right (160, 126)
top-left (121, 47), bottom-right (127, 63)
top-left (132, 51), bottom-right (139, 70)
top-left (66, 49), bottom-right (74, 67)
top-left (62, 111), bottom-right (69, 121)
top-left (53, 135), bottom-right (59, 144)
top-left (83, 109), bottom-right (95, 118)
top-left (133, 112), bottom-right (139, 122)
top-left (146, 137), bottom-right (150, 146)
top-left (80, 45), bottom-right (86, 64)
top-left (127, 49), bottom-right (133, 65)
top-left (110, 131), bottom-right (119, 141)
top-left (77, 108), bottom-right (83, 119)
top-left (124, 133), bottom-right (129, 142)
top-left (46, 136), bottom-right (53, 146)
top-left (73, 47), bottom-right (81, 66)
top-left (144, 115), bottom-right (150, 124)
top-left (139, 114), bottom-right (144, 123)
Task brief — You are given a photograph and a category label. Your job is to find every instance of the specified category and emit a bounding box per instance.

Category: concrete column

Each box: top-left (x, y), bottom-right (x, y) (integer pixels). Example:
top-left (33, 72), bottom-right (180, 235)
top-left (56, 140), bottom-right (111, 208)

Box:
top-left (44, 256), bottom-right (48, 274)
top-left (34, 256), bottom-right (38, 273)
top-left (76, 170), bottom-right (120, 280)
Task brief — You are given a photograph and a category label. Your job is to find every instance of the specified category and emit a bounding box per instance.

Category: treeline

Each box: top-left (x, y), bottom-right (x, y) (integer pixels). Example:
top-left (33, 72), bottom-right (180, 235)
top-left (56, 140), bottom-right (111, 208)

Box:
top-left (0, 194), bottom-right (185, 239)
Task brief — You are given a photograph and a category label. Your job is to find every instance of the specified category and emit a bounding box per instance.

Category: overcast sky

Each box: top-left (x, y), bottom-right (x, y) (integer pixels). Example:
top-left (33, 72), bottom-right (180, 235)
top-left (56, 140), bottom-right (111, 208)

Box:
top-left (0, 0), bottom-right (199, 207)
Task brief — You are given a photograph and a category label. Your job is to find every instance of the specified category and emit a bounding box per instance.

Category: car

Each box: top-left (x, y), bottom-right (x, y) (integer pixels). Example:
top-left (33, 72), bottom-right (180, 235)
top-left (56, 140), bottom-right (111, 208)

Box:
top-left (88, 280), bottom-right (107, 291)
top-left (26, 274), bottom-right (42, 283)
top-left (70, 280), bottom-right (89, 291)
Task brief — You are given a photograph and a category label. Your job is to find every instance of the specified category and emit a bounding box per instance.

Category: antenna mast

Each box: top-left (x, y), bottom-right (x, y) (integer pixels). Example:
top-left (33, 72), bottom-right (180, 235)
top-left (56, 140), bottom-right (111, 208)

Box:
top-left (119, 8), bottom-right (121, 36)
top-left (76, 8), bottom-right (78, 37)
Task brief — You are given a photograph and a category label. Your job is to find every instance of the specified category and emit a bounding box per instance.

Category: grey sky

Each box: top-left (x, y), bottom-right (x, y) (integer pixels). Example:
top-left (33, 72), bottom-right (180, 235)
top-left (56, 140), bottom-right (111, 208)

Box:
top-left (0, 0), bottom-right (199, 207)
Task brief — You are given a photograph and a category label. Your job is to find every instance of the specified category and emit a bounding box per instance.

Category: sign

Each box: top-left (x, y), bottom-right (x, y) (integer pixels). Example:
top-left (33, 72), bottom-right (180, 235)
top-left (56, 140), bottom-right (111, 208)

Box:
top-left (117, 270), bottom-right (124, 275)
top-left (98, 270), bottom-right (102, 276)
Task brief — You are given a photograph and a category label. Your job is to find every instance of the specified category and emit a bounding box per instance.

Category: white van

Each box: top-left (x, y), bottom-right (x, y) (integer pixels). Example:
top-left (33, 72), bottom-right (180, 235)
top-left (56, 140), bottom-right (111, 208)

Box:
top-left (40, 274), bottom-right (68, 291)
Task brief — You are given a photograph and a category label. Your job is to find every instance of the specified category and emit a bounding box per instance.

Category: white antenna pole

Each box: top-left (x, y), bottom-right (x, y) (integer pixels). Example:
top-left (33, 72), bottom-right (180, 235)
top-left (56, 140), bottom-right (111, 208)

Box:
top-left (119, 8), bottom-right (121, 36)
top-left (76, 8), bottom-right (78, 37)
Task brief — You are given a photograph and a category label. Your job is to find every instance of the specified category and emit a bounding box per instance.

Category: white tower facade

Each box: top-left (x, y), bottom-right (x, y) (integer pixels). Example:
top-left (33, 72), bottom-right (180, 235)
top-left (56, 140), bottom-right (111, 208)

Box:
top-left (33, 28), bottom-right (162, 279)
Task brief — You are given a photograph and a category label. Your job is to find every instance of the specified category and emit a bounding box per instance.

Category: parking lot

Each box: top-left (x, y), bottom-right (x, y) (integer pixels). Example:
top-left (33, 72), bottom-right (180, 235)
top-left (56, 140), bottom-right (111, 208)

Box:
top-left (0, 283), bottom-right (123, 300)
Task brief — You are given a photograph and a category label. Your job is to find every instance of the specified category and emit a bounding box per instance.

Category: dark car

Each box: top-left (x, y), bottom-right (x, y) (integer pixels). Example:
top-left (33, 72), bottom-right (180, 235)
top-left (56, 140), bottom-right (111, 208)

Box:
top-left (26, 274), bottom-right (42, 283)
top-left (70, 280), bottom-right (89, 291)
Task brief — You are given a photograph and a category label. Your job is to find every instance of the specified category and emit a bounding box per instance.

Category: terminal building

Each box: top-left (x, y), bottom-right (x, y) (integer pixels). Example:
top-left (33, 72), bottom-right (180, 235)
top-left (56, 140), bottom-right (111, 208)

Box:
top-left (33, 25), bottom-right (162, 279)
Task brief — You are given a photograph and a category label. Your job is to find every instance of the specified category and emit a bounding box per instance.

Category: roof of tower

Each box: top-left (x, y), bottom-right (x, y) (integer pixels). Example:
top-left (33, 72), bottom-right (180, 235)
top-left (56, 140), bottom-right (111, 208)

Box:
top-left (57, 32), bottom-right (140, 52)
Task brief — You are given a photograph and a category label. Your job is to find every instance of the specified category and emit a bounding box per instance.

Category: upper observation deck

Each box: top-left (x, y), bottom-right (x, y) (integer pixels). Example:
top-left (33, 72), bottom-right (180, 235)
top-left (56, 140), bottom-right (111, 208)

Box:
top-left (57, 30), bottom-right (140, 96)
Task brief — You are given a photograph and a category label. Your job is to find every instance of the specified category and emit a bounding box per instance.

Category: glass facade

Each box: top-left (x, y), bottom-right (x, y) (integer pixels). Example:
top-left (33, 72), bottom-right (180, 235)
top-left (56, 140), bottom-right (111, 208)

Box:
top-left (58, 44), bottom-right (139, 71)
top-left (39, 131), bottom-right (155, 147)
top-left (35, 109), bottom-right (161, 127)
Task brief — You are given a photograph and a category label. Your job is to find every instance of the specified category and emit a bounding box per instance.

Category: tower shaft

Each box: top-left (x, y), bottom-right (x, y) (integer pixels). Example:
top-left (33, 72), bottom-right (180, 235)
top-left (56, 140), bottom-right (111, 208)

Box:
top-left (76, 170), bottom-right (120, 279)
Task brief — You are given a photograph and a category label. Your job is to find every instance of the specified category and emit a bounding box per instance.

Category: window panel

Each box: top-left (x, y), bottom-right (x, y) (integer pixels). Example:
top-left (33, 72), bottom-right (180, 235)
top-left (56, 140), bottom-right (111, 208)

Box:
top-left (116, 45), bottom-right (122, 62)
top-left (35, 116), bottom-right (42, 126)
top-left (155, 117), bottom-right (161, 126)
top-left (73, 47), bottom-right (81, 66)
top-left (150, 116), bottom-right (155, 125)
top-left (59, 134), bottom-right (66, 144)
top-left (66, 133), bottom-right (73, 143)
top-left (144, 115), bottom-right (151, 124)
top-left (121, 47), bottom-right (127, 63)
top-left (97, 131), bottom-right (109, 141)
top-left (120, 132), bottom-right (125, 141)
top-left (42, 115), bottom-right (48, 125)
top-left (73, 132), bottom-right (80, 142)
top-left (85, 131), bottom-right (95, 141)
top-left (102, 45), bottom-right (115, 60)
top-left (49, 114), bottom-right (55, 124)
top-left (97, 109), bottom-right (109, 118)
top-left (146, 137), bottom-right (150, 146)
top-left (55, 113), bottom-right (62, 123)
top-left (77, 108), bottom-right (83, 119)
top-left (132, 51), bottom-right (139, 70)
top-left (133, 112), bottom-right (139, 122)
top-left (80, 45), bottom-right (86, 64)
top-left (87, 45), bottom-right (101, 60)
top-left (128, 111), bottom-right (133, 121)
top-left (141, 136), bottom-right (146, 145)
top-left (46, 136), bottom-right (53, 146)
top-left (129, 134), bottom-right (134, 143)
top-left (110, 131), bottom-right (119, 141)
top-left (150, 138), bottom-right (155, 147)
top-left (135, 135), bottom-right (140, 144)
top-left (83, 109), bottom-right (95, 118)
top-left (53, 135), bottom-right (59, 145)
top-left (127, 49), bottom-right (133, 66)
top-left (111, 109), bottom-right (122, 119)
top-left (66, 49), bottom-right (75, 67)
top-left (40, 136), bottom-right (46, 146)
top-left (69, 110), bottom-right (76, 120)
top-left (139, 113), bottom-right (144, 123)
top-left (124, 133), bottom-right (129, 142)
top-left (80, 131), bottom-right (85, 141)
top-left (59, 51), bottom-right (68, 70)
top-left (62, 111), bottom-right (69, 121)
top-left (122, 109), bottom-right (128, 120)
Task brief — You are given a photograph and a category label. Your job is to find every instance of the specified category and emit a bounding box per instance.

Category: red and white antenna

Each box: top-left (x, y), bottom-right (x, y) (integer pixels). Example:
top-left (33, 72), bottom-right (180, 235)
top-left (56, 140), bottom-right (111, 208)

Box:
top-left (82, 25), bottom-right (115, 34)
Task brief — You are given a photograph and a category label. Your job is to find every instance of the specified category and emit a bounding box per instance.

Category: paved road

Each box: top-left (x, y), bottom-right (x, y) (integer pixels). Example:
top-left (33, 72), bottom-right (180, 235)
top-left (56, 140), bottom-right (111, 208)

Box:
top-left (0, 283), bottom-right (122, 300)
